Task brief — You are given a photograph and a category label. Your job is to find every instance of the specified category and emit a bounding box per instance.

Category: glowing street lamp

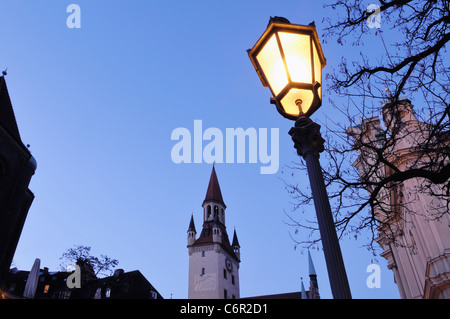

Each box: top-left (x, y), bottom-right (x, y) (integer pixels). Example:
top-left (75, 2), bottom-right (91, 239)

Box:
top-left (248, 17), bottom-right (352, 299)
top-left (247, 17), bottom-right (326, 120)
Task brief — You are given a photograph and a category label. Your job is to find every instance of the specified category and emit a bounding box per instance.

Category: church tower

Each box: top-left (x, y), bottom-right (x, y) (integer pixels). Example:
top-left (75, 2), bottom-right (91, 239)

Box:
top-left (187, 166), bottom-right (240, 299)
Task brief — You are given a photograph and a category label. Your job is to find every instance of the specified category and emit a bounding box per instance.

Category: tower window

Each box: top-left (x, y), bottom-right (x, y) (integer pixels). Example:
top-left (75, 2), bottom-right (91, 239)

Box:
top-left (223, 268), bottom-right (227, 279)
top-left (202, 251), bottom-right (205, 257)
top-left (105, 288), bottom-right (111, 298)
top-left (207, 205), bottom-right (211, 218)
top-left (232, 275), bottom-right (235, 285)
top-left (201, 268), bottom-right (205, 276)
top-left (214, 206), bottom-right (219, 217)
top-left (224, 289), bottom-right (228, 299)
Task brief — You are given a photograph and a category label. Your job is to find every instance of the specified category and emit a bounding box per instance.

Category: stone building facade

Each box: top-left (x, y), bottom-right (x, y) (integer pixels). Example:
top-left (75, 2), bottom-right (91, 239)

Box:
top-left (348, 98), bottom-right (450, 299)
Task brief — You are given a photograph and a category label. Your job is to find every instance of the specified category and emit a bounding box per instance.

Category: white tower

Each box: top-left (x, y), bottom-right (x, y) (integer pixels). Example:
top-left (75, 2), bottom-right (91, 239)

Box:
top-left (187, 166), bottom-right (241, 299)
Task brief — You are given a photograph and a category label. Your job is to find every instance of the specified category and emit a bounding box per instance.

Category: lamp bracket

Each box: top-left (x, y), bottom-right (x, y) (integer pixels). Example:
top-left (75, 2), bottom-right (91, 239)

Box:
top-left (288, 115), bottom-right (325, 158)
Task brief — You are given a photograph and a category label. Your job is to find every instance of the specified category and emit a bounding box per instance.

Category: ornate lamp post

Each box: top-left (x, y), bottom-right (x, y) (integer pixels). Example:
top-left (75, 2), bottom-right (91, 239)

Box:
top-left (248, 17), bottom-right (352, 299)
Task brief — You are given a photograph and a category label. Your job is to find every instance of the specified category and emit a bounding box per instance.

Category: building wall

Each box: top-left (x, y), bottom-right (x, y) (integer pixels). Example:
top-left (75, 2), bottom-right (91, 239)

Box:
top-left (377, 177), bottom-right (450, 298)
top-left (349, 99), bottom-right (450, 299)
top-left (188, 244), bottom-right (239, 299)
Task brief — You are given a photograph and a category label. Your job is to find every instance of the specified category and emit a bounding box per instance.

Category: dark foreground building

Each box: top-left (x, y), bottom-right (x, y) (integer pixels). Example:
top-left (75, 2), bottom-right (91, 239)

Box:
top-left (0, 74), bottom-right (37, 286)
top-left (2, 259), bottom-right (163, 299)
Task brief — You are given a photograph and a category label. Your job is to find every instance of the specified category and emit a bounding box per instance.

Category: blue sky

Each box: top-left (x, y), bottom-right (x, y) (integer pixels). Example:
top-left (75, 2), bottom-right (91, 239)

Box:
top-left (2, 1), bottom-right (400, 299)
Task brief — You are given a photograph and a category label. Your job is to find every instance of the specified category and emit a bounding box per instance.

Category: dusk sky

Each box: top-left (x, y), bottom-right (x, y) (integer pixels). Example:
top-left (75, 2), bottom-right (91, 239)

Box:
top-left (2, 1), bottom-right (401, 298)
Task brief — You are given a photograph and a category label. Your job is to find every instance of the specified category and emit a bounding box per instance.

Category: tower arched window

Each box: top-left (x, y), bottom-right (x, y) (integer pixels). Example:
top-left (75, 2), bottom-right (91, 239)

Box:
top-left (214, 205), bottom-right (219, 217)
top-left (207, 205), bottom-right (211, 218)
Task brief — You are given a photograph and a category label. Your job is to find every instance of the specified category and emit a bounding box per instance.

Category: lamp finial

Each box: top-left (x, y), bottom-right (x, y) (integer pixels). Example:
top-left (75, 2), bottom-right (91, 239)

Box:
top-left (268, 16), bottom-right (291, 26)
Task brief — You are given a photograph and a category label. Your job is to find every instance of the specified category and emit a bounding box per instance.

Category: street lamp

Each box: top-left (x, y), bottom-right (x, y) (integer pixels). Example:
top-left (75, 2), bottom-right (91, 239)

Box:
top-left (247, 17), bottom-right (325, 120)
top-left (248, 17), bottom-right (352, 299)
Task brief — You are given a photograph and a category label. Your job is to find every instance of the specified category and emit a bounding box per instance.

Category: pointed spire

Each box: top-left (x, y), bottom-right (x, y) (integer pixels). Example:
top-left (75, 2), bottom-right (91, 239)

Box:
top-left (203, 165), bottom-right (226, 207)
top-left (301, 278), bottom-right (307, 299)
top-left (308, 250), bottom-right (316, 276)
top-left (308, 250), bottom-right (320, 299)
top-left (232, 228), bottom-right (240, 248)
top-left (187, 213), bottom-right (196, 233)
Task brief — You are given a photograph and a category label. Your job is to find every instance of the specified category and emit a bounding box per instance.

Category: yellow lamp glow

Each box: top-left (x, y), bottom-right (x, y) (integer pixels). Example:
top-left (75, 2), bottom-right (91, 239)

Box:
top-left (248, 17), bottom-right (326, 120)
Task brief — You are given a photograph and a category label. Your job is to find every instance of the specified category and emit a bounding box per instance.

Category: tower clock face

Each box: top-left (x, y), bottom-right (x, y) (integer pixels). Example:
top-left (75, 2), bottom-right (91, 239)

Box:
top-left (225, 258), bottom-right (233, 272)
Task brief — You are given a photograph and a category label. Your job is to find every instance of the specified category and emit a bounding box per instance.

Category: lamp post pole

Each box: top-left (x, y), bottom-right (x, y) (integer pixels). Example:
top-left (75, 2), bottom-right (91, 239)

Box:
top-left (289, 112), bottom-right (352, 299)
top-left (247, 17), bottom-right (352, 299)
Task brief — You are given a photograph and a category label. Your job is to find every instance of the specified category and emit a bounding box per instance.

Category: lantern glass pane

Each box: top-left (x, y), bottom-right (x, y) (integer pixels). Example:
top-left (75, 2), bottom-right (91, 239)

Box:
top-left (279, 32), bottom-right (312, 84)
top-left (280, 88), bottom-right (314, 117)
top-left (256, 34), bottom-right (288, 96)
top-left (312, 41), bottom-right (322, 99)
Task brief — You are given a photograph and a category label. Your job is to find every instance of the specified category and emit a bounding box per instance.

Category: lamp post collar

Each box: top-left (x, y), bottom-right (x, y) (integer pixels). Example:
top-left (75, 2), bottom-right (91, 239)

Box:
top-left (288, 114), bottom-right (325, 159)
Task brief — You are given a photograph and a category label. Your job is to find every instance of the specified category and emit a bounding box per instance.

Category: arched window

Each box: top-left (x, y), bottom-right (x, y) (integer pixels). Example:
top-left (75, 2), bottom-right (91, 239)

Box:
top-left (214, 206), bottom-right (219, 217)
top-left (207, 205), bottom-right (211, 218)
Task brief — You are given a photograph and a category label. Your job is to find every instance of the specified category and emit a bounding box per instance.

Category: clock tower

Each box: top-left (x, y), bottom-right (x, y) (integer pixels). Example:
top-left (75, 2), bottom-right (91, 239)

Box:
top-left (187, 165), bottom-right (240, 299)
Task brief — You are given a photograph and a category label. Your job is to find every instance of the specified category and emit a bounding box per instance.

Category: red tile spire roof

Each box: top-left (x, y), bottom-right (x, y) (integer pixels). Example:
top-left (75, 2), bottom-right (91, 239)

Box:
top-left (187, 213), bottom-right (196, 233)
top-left (203, 165), bottom-right (226, 207)
top-left (189, 165), bottom-right (239, 262)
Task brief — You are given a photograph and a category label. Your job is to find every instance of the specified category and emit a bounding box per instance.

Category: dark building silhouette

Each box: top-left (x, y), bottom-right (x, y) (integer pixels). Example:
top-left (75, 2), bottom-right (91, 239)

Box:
top-left (2, 260), bottom-right (163, 299)
top-left (75, 268), bottom-right (164, 299)
top-left (0, 75), bottom-right (37, 286)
